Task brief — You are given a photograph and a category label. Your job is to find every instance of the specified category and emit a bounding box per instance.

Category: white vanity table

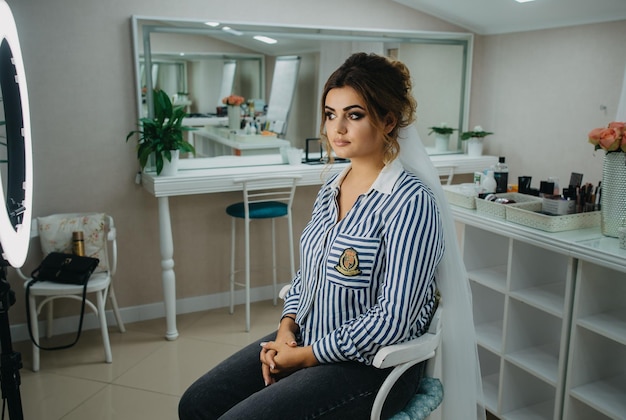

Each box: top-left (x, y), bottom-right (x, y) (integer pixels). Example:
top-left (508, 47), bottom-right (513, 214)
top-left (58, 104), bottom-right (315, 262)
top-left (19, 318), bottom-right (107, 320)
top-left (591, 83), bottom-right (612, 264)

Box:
top-left (141, 153), bottom-right (498, 341)
top-left (452, 206), bottom-right (626, 419)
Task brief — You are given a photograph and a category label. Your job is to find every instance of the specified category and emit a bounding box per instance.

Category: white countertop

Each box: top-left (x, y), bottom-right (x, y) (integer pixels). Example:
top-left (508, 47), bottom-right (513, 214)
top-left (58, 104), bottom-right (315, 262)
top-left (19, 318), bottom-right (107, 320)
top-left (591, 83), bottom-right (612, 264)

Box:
top-left (451, 205), bottom-right (626, 273)
top-left (141, 154), bottom-right (499, 198)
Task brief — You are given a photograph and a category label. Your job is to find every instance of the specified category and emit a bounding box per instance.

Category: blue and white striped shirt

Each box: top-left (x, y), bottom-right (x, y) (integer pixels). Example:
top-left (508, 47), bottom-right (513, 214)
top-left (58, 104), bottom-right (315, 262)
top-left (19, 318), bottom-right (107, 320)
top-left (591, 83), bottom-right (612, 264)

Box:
top-left (282, 159), bottom-right (444, 365)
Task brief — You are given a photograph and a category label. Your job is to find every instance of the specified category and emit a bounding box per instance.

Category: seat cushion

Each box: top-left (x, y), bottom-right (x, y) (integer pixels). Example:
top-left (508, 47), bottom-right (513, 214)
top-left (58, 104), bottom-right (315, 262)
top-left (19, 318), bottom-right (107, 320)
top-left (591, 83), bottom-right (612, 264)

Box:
top-left (226, 201), bottom-right (288, 219)
top-left (388, 377), bottom-right (444, 420)
top-left (37, 213), bottom-right (108, 273)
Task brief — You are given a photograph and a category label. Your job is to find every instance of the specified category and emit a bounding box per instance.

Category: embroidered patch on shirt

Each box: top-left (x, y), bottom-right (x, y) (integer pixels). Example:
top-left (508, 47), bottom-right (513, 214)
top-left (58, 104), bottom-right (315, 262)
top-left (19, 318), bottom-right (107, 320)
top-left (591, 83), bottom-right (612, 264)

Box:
top-left (335, 247), bottom-right (362, 276)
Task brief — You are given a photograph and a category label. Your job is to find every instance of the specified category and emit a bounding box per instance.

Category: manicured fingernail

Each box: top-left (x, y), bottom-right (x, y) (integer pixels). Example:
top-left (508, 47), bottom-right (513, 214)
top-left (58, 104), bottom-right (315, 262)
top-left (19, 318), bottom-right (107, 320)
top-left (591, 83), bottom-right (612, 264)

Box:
top-left (270, 364), bottom-right (275, 370)
top-left (260, 342), bottom-right (268, 347)
top-left (264, 380), bottom-right (269, 386)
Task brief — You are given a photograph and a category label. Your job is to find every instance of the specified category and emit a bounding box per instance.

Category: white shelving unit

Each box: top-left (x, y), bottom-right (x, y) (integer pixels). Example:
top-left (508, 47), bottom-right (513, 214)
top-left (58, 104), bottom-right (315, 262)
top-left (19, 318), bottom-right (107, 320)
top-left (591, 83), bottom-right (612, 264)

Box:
top-left (564, 262), bottom-right (626, 420)
top-left (452, 206), bottom-right (626, 420)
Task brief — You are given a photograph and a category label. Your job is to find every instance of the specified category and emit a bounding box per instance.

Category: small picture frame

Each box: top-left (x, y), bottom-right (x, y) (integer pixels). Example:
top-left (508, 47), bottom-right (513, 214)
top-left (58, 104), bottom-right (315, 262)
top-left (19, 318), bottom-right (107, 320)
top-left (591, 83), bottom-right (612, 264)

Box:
top-left (305, 138), bottom-right (323, 164)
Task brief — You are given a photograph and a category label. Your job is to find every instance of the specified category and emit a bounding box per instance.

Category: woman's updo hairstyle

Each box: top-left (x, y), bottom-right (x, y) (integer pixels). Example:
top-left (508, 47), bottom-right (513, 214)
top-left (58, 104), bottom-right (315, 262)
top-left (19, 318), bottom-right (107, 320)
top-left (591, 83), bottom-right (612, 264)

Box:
top-left (320, 52), bottom-right (417, 163)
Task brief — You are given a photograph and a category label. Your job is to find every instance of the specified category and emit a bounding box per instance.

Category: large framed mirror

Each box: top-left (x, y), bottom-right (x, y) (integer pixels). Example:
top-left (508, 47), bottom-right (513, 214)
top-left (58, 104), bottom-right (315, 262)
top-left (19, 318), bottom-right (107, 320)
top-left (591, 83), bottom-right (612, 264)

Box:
top-left (131, 17), bottom-right (473, 161)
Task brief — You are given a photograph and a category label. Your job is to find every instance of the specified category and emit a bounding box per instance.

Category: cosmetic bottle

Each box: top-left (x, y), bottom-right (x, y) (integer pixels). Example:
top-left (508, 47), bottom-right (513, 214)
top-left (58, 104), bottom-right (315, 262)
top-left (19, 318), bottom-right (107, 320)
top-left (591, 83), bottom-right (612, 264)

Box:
top-left (72, 231), bottom-right (85, 256)
top-left (493, 156), bottom-right (508, 193)
top-left (482, 170), bottom-right (497, 194)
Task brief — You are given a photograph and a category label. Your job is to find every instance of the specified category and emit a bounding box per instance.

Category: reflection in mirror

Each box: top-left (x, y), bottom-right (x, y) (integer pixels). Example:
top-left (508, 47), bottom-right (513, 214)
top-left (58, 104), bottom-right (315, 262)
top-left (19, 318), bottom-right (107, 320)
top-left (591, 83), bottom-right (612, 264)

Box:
top-left (131, 17), bottom-right (473, 163)
top-left (138, 52), bottom-right (264, 119)
top-left (139, 57), bottom-right (188, 114)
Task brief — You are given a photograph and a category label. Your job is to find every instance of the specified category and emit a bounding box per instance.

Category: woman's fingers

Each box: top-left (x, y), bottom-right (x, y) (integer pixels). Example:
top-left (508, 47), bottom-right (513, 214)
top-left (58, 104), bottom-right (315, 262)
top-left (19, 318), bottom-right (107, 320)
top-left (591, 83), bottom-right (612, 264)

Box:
top-left (261, 362), bottom-right (274, 386)
top-left (260, 342), bottom-right (276, 386)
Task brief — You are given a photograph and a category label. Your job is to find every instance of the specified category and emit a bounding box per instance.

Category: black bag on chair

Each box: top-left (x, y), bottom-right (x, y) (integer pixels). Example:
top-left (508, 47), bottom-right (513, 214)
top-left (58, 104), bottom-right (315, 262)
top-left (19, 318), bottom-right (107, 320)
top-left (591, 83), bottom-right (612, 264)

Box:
top-left (31, 252), bottom-right (99, 285)
top-left (25, 252), bottom-right (100, 350)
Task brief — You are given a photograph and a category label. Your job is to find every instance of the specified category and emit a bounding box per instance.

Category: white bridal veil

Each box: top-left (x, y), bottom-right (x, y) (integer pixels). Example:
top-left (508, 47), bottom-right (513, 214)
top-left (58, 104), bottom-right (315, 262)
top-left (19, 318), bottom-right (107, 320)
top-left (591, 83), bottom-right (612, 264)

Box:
top-left (398, 124), bottom-right (486, 420)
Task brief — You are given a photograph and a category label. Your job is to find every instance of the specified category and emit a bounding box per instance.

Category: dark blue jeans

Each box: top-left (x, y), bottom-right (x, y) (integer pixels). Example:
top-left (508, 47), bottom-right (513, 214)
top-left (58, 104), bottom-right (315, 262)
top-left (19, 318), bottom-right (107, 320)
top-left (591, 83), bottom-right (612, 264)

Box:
top-left (178, 332), bottom-right (424, 420)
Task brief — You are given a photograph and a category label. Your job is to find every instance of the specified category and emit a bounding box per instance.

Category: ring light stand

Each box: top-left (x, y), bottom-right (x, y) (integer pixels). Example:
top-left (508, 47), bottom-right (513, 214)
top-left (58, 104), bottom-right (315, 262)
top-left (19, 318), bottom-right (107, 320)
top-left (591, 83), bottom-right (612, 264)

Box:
top-left (0, 1), bottom-right (34, 419)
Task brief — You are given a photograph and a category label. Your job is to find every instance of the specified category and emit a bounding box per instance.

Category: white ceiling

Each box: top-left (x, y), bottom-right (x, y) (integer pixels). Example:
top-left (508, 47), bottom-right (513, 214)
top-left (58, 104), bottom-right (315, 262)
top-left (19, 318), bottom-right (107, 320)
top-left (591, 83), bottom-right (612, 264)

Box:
top-left (394, 0), bottom-right (626, 35)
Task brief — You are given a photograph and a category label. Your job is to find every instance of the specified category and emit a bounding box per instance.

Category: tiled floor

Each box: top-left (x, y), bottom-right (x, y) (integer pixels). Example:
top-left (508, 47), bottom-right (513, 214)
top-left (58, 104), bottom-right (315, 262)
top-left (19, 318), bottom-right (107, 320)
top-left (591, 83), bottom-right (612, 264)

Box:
top-left (12, 300), bottom-right (496, 420)
top-left (12, 300), bottom-right (283, 420)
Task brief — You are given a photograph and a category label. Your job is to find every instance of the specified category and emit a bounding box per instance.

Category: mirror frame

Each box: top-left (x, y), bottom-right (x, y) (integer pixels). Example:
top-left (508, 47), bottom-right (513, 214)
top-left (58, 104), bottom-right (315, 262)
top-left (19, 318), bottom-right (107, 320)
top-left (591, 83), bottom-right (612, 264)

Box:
top-left (131, 16), bottom-right (473, 154)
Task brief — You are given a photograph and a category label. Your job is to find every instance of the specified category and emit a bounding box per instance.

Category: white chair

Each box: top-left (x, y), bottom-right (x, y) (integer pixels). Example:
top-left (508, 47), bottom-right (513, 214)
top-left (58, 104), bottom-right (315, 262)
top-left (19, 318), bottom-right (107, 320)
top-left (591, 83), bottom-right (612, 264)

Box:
top-left (279, 285), bottom-right (443, 420)
top-left (437, 165), bottom-right (456, 186)
top-left (17, 213), bottom-right (125, 372)
top-left (371, 305), bottom-right (443, 420)
top-left (226, 176), bottom-right (300, 331)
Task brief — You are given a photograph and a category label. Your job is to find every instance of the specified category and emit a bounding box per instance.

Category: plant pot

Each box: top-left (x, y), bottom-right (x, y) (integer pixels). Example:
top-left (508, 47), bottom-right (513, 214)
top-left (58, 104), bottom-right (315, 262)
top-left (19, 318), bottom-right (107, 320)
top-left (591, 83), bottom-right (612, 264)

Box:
top-left (228, 105), bottom-right (241, 131)
top-left (466, 138), bottom-right (483, 157)
top-left (160, 150), bottom-right (180, 176)
top-left (434, 133), bottom-right (450, 152)
top-left (600, 152), bottom-right (626, 237)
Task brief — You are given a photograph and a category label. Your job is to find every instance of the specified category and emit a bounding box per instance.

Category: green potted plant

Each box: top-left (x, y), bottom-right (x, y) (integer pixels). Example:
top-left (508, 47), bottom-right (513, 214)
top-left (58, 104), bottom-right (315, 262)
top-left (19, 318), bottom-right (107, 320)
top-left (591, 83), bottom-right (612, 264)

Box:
top-left (126, 89), bottom-right (196, 175)
top-left (428, 123), bottom-right (457, 152)
top-left (460, 125), bottom-right (493, 156)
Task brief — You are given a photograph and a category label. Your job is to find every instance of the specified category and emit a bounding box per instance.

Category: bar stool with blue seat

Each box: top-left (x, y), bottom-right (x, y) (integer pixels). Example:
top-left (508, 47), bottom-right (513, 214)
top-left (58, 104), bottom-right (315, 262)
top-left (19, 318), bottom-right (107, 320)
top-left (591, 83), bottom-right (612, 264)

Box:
top-left (226, 175), bottom-right (300, 331)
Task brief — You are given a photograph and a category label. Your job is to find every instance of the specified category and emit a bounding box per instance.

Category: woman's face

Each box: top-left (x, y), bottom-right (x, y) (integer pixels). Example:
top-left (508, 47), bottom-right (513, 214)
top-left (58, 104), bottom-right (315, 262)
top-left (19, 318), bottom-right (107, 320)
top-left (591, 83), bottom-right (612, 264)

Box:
top-left (324, 86), bottom-right (386, 163)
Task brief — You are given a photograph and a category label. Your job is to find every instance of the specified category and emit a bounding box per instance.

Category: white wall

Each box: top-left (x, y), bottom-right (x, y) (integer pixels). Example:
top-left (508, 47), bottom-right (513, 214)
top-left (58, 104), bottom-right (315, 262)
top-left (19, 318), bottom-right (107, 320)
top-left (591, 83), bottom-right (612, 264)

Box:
top-left (471, 21), bottom-right (626, 186)
top-left (5, 0), bottom-right (624, 330)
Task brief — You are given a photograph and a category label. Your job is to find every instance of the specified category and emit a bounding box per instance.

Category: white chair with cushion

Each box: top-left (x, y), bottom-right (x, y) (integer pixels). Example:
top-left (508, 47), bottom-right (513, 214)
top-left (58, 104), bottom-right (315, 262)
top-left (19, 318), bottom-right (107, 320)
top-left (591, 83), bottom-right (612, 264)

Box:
top-left (371, 304), bottom-right (443, 420)
top-left (226, 176), bottom-right (300, 331)
top-left (278, 285), bottom-right (443, 420)
top-left (16, 213), bottom-right (125, 372)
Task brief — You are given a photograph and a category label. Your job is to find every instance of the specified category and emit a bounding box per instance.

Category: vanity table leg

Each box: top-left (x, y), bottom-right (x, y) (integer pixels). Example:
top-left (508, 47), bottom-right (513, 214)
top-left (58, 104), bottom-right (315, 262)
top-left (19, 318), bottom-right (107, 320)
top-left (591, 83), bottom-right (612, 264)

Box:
top-left (158, 196), bottom-right (179, 340)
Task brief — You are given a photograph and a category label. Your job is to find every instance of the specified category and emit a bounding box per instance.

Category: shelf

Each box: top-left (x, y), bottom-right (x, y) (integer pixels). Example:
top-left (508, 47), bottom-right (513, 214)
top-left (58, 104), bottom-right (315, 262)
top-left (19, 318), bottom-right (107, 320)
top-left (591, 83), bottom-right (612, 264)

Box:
top-left (462, 225), bottom-right (509, 273)
top-left (505, 300), bottom-right (562, 358)
top-left (476, 321), bottom-right (504, 352)
top-left (479, 346), bottom-right (501, 414)
top-left (472, 282), bottom-right (505, 352)
top-left (569, 374), bottom-right (626, 419)
top-left (578, 308), bottom-right (626, 346)
top-left (502, 399), bottom-right (554, 420)
top-left (509, 282), bottom-right (566, 318)
top-left (500, 362), bottom-right (555, 419)
top-left (564, 398), bottom-right (614, 420)
top-left (482, 373), bottom-right (500, 413)
top-left (468, 265), bottom-right (508, 291)
top-left (506, 343), bottom-right (559, 386)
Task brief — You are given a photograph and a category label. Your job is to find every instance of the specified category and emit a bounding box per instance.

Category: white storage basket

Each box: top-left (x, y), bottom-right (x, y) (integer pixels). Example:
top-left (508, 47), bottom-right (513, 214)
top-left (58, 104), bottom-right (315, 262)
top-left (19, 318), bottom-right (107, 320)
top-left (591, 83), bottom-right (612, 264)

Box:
top-left (506, 206), bottom-right (601, 232)
top-left (443, 184), bottom-right (478, 209)
top-left (475, 193), bottom-right (542, 219)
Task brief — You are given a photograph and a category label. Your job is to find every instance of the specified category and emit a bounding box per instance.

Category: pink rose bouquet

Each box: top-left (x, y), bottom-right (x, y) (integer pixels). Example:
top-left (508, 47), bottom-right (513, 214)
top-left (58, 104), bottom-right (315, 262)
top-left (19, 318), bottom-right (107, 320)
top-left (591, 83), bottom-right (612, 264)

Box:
top-left (222, 94), bottom-right (245, 106)
top-left (588, 121), bottom-right (626, 152)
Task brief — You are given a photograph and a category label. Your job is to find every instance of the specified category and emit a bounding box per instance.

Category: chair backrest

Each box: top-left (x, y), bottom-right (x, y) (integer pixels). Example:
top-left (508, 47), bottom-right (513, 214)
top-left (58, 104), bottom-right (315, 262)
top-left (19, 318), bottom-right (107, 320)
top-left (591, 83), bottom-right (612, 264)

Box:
top-left (27, 213), bottom-right (116, 275)
top-left (235, 176), bottom-right (300, 218)
top-left (437, 166), bottom-right (456, 186)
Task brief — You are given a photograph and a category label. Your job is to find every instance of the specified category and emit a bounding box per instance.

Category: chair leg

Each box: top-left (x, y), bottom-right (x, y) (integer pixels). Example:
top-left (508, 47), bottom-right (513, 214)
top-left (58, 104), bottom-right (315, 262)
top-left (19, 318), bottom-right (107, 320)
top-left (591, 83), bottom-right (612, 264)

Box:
top-left (45, 300), bottom-right (54, 339)
top-left (28, 294), bottom-right (40, 372)
top-left (271, 218), bottom-right (277, 306)
top-left (244, 218), bottom-right (251, 332)
top-left (230, 217), bottom-right (236, 315)
top-left (97, 290), bottom-right (113, 364)
top-left (287, 211), bottom-right (295, 278)
top-left (108, 284), bottom-right (126, 333)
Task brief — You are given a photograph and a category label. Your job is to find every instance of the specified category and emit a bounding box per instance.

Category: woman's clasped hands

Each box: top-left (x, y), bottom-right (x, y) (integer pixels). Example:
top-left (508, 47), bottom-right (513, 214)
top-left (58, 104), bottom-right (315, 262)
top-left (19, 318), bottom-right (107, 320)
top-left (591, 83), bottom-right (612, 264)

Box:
top-left (259, 325), bottom-right (318, 386)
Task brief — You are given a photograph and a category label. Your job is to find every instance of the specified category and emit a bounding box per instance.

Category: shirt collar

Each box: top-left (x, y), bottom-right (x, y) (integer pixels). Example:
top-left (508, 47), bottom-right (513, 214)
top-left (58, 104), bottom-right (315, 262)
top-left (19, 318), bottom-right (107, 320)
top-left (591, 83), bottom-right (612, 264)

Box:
top-left (330, 159), bottom-right (404, 195)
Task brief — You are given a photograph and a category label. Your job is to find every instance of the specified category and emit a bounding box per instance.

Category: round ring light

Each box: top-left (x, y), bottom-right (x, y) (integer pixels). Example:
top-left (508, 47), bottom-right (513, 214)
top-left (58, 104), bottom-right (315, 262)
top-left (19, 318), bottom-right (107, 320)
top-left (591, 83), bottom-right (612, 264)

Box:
top-left (0, 0), bottom-right (33, 267)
